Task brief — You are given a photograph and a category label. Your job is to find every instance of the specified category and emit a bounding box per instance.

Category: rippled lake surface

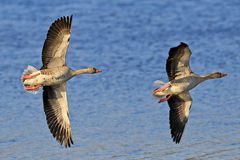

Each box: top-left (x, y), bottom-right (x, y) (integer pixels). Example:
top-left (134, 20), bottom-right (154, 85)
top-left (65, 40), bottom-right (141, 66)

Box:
top-left (0, 0), bottom-right (239, 159)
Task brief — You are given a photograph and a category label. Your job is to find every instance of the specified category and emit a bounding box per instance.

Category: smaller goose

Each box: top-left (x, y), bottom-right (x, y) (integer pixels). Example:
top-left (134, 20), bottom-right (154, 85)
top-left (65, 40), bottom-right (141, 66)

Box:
top-left (153, 42), bottom-right (227, 143)
top-left (21, 15), bottom-right (102, 147)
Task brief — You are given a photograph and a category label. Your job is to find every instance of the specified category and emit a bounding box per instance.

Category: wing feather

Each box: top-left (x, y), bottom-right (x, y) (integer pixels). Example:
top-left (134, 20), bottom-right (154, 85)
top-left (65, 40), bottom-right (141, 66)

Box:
top-left (43, 83), bottom-right (74, 147)
top-left (166, 42), bottom-right (193, 81)
top-left (41, 15), bottom-right (73, 69)
top-left (167, 92), bottom-right (192, 143)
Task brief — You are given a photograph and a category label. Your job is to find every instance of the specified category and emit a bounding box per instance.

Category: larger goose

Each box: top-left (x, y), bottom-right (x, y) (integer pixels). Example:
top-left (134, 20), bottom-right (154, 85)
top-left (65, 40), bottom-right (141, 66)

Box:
top-left (21, 15), bottom-right (102, 147)
top-left (153, 42), bottom-right (227, 143)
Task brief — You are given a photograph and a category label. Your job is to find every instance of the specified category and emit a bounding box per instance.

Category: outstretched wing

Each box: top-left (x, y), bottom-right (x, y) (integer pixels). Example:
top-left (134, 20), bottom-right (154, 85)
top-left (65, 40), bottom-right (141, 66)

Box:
top-left (167, 92), bottom-right (192, 143)
top-left (43, 83), bottom-right (73, 147)
top-left (166, 42), bottom-right (193, 81)
top-left (41, 15), bottom-right (73, 69)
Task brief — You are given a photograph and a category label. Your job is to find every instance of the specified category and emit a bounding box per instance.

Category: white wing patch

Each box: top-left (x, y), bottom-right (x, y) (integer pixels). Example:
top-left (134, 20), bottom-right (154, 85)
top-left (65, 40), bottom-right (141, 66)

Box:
top-left (59, 89), bottom-right (70, 126)
top-left (55, 34), bottom-right (70, 58)
top-left (184, 101), bottom-right (191, 118)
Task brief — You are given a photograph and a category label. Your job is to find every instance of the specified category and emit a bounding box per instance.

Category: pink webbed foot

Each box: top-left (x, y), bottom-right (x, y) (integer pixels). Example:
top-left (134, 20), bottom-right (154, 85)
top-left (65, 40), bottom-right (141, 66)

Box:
top-left (22, 73), bottom-right (40, 80)
top-left (153, 84), bottom-right (171, 94)
top-left (158, 94), bottom-right (173, 103)
top-left (24, 85), bottom-right (42, 91)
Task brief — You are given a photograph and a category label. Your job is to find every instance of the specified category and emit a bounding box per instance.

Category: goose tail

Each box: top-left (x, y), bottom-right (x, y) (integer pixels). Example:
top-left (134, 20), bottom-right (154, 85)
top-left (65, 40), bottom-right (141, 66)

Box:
top-left (21, 65), bottom-right (38, 80)
top-left (21, 65), bottom-right (41, 94)
top-left (153, 80), bottom-right (166, 86)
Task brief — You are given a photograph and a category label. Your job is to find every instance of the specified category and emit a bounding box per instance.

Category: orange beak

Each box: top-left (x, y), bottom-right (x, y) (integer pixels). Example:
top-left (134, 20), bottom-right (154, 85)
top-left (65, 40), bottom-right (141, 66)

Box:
top-left (96, 69), bottom-right (103, 73)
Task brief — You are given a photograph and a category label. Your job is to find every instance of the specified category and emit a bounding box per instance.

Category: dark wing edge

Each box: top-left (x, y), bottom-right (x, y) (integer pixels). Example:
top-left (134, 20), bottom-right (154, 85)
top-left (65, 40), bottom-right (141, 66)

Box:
top-left (167, 92), bottom-right (192, 143)
top-left (41, 15), bottom-right (73, 69)
top-left (43, 84), bottom-right (74, 148)
top-left (166, 42), bottom-right (193, 81)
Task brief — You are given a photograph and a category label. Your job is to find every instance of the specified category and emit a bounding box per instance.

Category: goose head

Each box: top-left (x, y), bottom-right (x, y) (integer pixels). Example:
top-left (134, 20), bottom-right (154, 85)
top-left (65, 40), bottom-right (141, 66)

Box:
top-left (203, 72), bottom-right (227, 80)
top-left (213, 72), bottom-right (227, 78)
top-left (88, 67), bottom-right (103, 74)
top-left (72, 67), bottom-right (103, 76)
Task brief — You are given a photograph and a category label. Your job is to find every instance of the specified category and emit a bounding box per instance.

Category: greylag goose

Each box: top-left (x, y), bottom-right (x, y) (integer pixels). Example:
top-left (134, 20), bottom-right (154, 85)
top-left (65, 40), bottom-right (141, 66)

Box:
top-left (153, 42), bottom-right (227, 143)
top-left (21, 15), bottom-right (102, 147)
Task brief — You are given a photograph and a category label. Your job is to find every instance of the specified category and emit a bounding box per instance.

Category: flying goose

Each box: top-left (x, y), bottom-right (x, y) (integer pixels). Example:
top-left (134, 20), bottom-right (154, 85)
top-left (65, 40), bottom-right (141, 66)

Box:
top-left (153, 42), bottom-right (227, 143)
top-left (21, 15), bottom-right (102, 147)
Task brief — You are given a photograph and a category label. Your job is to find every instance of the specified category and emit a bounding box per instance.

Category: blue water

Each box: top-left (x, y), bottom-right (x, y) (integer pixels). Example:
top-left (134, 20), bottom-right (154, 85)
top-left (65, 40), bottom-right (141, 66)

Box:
top-left (0, 0), bottom-right (239, 159)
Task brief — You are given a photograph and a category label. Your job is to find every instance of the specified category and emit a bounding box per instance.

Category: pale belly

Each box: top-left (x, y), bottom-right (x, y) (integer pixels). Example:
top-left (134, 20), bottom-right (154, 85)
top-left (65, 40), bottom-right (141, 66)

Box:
top-left (23, 67), bottom-right (72, 86)
top-left (23, 74), bottom-right (64, 86)
top-left (169, 83), bottom-right (195, 94)
top-left (169, 85), bottom-right (185, 94)
top-left (169, 77), bottom-right (203, 94)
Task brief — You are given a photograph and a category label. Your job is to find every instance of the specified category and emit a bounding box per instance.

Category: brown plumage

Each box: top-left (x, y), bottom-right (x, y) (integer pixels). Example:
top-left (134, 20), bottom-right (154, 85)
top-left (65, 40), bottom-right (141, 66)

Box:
top-left (153, 42), bottom-right (227, 143)
top-left (168, 92), bottom-right (192, 143)
top-left (41, 16), bottom-right (72, 69)
top-left (21, 15), bottom-right (102, 148)
top-left (43, 84), bottom-right (73, 147)
top-left (166, 42), bottom-right (193, 81)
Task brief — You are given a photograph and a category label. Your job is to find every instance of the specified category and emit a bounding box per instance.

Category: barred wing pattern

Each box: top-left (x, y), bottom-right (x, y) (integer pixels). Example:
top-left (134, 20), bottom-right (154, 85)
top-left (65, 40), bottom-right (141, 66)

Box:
top-left (166, 42), bottom-right (193, 81)
top-left (43, 84), bottom-right (73, 148)
top-left (41, 15), bottom-right (72, 69)
top-left (168, 92), bottom-right (192, 143)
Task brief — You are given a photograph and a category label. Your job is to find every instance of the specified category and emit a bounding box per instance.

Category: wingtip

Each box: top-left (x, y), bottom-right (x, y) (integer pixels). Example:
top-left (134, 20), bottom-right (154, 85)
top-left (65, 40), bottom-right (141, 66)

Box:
top-left (179, 42), bottom-right (188, 47)
top-left (174, 140), bottom-right (181, 144)
top-left (63, 138), bottom-right (74, 148)
top-left (69, 15), bottom-right (73, 27)
top-left (57, 15), bottom-right (73, 21)
top-left (171, 131), bottom-right (183, 144)
top-left (168, 42), bottom-right (188, 55)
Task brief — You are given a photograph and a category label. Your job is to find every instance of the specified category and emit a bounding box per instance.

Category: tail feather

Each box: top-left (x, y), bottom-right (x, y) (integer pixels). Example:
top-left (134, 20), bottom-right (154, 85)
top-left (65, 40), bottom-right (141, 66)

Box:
top-left (21, 65), bottom-right (38, 80)
top-left (21, 65), bottom-right (42, 94)
top-left (24, 88), bottom-right (39, 94)
top-left (153, 80), bottom-right (166, 86)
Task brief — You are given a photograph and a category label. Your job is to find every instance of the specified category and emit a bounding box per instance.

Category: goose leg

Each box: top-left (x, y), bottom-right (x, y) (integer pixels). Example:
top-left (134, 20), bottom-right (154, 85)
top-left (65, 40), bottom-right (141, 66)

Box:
top-left (159, 94), bottom-right (173, 103)
top-left (24, 85), bottom-right (42, 91)
top-left (22, 73), bottom-right (40, 80)
top-left (153, 84), bottom-right (171, 94)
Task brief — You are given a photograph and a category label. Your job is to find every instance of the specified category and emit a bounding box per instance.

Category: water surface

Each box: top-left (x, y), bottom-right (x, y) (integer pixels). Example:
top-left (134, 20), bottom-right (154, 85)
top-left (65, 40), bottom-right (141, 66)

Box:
top-left (0, 0), bottom-right (239, 159)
